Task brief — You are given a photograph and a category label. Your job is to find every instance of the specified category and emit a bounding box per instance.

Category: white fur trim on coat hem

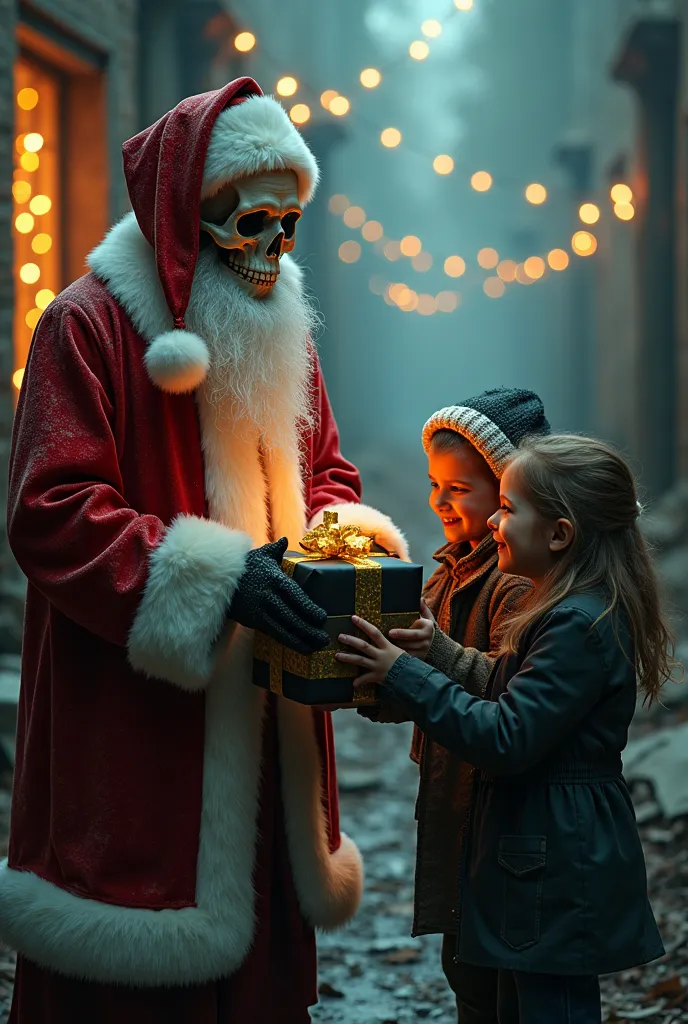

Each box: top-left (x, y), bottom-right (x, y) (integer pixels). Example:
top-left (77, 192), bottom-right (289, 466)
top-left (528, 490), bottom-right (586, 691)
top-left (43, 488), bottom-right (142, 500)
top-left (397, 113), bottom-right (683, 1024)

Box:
top-left (309, 503), bottom-right (410, 562)
top-left (128, 515), bottom-right (252, 690)
top-left (279, 700), bottom-right (363, 929)
top-left (0, 696), bottom-right (363, 985)
top-left (202, 95), bottom-right (319, 204)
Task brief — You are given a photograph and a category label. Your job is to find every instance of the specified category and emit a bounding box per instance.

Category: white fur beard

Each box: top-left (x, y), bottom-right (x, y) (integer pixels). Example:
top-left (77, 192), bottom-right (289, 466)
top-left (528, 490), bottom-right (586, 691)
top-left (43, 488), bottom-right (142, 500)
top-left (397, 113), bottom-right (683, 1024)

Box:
top-left (186, 248), bottom-right (318, 453)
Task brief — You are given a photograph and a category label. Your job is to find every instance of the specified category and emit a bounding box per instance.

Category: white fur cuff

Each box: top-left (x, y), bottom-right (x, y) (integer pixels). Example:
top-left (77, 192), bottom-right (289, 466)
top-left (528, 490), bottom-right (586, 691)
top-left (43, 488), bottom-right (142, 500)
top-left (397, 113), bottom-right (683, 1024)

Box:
top-left (309, 503), bottom-right (410, 561)
top-left (128, 515), bottom-right (252, 691)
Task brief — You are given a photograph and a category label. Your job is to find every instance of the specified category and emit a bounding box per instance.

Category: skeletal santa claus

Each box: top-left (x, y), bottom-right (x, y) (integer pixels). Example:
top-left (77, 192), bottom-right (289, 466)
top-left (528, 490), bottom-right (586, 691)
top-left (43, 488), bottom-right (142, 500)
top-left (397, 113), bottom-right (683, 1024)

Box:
top-left (0, 77), bottom-right (407, 1023)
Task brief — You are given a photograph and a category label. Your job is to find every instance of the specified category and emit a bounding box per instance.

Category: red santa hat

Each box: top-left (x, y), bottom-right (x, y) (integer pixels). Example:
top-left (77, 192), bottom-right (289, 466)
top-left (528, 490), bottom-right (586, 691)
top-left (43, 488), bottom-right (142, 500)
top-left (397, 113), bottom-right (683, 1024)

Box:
top-left (122, 77), bottom-right (320, 394)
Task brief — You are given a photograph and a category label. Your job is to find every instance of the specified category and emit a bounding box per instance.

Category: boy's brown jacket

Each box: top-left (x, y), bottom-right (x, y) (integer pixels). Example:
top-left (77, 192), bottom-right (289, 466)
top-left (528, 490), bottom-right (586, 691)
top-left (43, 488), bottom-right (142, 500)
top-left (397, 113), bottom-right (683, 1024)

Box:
top-left (410, 534), bottom-right (531, 937)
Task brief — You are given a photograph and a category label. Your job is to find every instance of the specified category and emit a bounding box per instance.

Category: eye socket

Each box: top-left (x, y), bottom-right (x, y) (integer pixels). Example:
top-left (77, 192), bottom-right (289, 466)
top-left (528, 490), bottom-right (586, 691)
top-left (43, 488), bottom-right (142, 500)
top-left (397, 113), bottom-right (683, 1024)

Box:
top-left (237, 210), bottom-right (269, 237)
top-left (280, 211), bottom-right (301, 240)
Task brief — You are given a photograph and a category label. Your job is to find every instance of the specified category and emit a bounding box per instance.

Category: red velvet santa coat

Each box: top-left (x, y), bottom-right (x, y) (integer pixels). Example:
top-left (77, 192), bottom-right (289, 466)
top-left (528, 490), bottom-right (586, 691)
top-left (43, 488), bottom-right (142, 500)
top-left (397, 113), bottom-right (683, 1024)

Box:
top-left (0, 212), bottom-right (410, 988)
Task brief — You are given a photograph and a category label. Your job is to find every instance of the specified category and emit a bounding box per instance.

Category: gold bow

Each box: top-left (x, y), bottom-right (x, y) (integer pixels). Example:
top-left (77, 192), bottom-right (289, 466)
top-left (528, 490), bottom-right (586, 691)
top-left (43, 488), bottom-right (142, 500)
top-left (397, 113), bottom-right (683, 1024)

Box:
top-left (299, 509), bottom-right (374, 561)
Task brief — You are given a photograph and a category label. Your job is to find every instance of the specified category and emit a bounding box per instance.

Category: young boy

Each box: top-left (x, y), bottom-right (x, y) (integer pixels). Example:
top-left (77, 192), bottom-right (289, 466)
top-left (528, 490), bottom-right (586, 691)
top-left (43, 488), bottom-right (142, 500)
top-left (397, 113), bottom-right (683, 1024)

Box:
top-left (365, 387), bottom-right (550, 1023)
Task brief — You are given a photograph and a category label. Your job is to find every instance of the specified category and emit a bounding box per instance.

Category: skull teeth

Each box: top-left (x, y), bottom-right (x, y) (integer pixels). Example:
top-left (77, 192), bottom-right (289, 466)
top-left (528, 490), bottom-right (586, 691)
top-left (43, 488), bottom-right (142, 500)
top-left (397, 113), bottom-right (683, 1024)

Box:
top-left (225, 255), bottom-right (278, 286)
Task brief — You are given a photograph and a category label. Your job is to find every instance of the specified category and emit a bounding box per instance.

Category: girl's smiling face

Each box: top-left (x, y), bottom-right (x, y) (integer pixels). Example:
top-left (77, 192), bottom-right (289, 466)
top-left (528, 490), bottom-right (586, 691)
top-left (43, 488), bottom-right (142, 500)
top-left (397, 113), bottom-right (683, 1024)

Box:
top-left (428, 439), bottom-right (500, 548)
top-left (487, 458), bottom-right (574, 583)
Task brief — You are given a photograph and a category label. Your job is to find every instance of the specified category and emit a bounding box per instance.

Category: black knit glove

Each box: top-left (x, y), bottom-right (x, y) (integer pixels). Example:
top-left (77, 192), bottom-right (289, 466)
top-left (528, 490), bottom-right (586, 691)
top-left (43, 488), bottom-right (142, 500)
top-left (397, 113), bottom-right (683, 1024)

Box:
top-left (229, 537), bottom-right (330, 654)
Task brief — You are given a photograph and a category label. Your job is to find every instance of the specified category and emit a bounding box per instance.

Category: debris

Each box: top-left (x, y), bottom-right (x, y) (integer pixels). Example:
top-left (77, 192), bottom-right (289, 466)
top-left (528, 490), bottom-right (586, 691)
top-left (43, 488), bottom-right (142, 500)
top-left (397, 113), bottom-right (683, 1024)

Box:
top-left (623, 723), bottom-right (688, 818)
top-left (318, 981), bottom-right (345, 999)
top-left (383, 948), bottom-right (420, 965)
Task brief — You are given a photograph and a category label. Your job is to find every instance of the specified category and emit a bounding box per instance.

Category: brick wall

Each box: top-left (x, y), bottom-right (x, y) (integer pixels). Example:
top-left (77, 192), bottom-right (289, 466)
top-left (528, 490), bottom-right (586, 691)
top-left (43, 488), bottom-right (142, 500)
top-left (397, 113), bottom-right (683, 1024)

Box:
top-left (0, 0), bottom-right (138, 651)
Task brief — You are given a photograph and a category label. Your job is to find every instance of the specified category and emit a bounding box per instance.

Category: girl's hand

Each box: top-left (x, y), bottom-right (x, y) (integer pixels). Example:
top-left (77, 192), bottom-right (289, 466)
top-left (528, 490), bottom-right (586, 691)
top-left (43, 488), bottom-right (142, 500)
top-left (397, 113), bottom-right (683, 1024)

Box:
top-left (336, 615), bottom-right (406, 686)
top-left (388, 598), bottom-right (436, 661)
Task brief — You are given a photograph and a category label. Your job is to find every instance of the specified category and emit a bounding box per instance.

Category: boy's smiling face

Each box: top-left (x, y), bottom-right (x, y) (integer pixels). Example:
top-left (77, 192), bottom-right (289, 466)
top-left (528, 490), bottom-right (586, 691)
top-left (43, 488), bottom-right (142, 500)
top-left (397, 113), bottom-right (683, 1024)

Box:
top-left (428, 437), bottom-right (500, 548)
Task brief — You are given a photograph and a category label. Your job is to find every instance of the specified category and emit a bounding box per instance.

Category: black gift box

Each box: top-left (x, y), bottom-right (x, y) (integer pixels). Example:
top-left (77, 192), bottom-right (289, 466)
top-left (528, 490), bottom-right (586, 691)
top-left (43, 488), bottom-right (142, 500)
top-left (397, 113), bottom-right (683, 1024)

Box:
top-left (253, 552), bottom-right (424, 707)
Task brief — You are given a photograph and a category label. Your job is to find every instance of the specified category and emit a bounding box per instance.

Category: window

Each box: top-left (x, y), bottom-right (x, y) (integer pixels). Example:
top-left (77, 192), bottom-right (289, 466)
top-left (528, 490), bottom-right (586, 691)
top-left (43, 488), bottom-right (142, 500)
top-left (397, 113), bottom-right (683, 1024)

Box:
top-left (11, 19), bottom-right (108, 395)
top-left (12, 57), bottom-right (62, 391)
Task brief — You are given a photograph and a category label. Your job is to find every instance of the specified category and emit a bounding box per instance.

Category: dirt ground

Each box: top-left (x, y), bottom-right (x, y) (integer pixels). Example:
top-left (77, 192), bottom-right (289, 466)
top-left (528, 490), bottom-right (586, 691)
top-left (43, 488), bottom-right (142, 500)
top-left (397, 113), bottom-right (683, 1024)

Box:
top-left (0, 706), bottom-right (686, 1023)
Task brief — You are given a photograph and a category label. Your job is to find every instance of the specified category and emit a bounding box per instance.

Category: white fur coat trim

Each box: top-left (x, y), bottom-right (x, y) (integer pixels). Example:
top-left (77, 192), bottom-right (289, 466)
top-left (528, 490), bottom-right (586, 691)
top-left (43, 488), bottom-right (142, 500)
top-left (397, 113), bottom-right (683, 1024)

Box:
top-left (310, 502), bottom-right (411, 562)
top-left (128, 515), bottom-right (252, 690)
top-left (0, 675), bottom-right (361, 984)
top-left (202, 94), bottom-right (319, 204)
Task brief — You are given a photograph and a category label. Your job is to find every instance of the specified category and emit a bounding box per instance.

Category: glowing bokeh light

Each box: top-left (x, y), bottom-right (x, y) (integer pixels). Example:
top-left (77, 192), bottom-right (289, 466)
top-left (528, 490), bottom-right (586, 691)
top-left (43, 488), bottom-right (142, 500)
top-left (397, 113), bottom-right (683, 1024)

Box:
top-left (23, 132), bottom-right (43, 153)
top-left (19, 262), bottom-right (41, 284)
top-left (483, 277), bottom-right (505, 298)
top-left (547, 248), bottom-right (569, 271)
top-left (362, 220), bottom-right (384, 242)
top-left (29, 194), bottom-right (51, 215)
top-left (12, 181), bottom-right (31, 203)
top-left (471, 171), bottom-right (492, 192)
top-left (571, 231), bottom-right (598, 256)
top-left (435, 291), bottom-right (459, 312)
top-left (433, 154), bottom-right (454, 175)
top-left (444, 255), bottom-right (466, 278)
top-left (289, 104), bottom-right (311, 125)
top-left (478, 247), bottom-right (499, 270)
top-left (14, 212), bottom-right (34, 234)
top-left (409, 41), bottom-right (430, 61)
top-left (234, 32), bottom-right (256, 52)
top-left (524, 256), bottom-right (546, 280)
top-left (610, 183), bottom-right (632, 204)
top-left (525, 183), bottom-right (547, 205)
top-left (381, 128), bottom-right (402, 148)
top-left (338, 241), bottom-right (361, 264)
top-left (497, 260), bottom-right (517, 282)
top-left (579, 202), bottom-right (600, 225)
top-left (343, 206), bottom-right (366, 229)
top-left (31, 233), bottom-right (52, 254)
top-left (360, 68), bottom-right (382, 89)
top-left (417, 294), bottom-right (436, 316)
top-left (35, 288), bottom-right (55, 309)
top-left (329, 95), bottom-right (350, 116)
top-left (328, 194), bottom-right (350, 215)
top-left (20, 152), bottom-right (39, 172)
top-left (16, 88), bottom-right (38, 110)
top-left (614, 202), bottom-right (635, 221)
top-left (276, 77), bottom-right (298, 97)
top-left (412, 251), bottom-right (433, 272)
top-left (400, 235), bottom-right (422, 258)
top-left (384, 240), bottom-right (402, 261)
top-left (422, 19), bottom-right (443, 38)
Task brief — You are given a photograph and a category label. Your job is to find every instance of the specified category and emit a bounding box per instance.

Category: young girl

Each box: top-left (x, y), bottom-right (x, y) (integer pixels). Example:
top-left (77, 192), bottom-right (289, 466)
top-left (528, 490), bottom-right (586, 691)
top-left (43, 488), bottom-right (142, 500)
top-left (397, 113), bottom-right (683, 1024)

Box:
top-left (337, 434), bottom-right (669, 1024)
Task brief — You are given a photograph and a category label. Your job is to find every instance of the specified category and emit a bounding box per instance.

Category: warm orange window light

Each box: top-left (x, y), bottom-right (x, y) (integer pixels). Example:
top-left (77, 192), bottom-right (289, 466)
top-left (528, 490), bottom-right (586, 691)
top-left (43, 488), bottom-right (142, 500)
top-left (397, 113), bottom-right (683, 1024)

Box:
top-left (13, 58), bottom-right (61, 390)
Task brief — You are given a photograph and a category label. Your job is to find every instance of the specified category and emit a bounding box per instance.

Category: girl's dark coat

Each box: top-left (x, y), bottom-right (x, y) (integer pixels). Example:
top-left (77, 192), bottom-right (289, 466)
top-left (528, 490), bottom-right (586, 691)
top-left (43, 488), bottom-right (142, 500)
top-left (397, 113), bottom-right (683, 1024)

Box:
top-left (382, 592), bottom-right (664, 975)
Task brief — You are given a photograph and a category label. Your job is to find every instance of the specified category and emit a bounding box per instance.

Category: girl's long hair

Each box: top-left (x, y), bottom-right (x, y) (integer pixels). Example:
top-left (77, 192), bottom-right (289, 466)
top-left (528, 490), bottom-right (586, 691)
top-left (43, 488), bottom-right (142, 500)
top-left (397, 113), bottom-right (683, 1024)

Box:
top-left (499, 434), bottom-right (678, 705)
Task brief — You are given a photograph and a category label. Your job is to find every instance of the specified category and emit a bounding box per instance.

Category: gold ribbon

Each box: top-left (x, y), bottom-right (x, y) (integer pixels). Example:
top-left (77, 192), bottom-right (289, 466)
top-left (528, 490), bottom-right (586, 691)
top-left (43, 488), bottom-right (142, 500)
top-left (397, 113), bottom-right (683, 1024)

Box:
top-left (254, 510), bottom-right (412, 704)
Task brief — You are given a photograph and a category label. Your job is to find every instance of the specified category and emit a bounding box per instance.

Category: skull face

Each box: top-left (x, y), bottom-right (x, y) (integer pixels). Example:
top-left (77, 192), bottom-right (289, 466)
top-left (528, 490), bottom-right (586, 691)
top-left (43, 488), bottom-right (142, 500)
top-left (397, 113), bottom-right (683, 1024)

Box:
top-left (199, 169), bottom-right (301, 299)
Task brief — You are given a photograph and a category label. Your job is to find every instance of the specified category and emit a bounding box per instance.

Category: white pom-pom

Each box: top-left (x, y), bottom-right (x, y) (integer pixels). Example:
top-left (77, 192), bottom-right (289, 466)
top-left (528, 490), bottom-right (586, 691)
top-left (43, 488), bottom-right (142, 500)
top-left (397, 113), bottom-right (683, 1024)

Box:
top-left (144, 330), bottom-right (209, 394)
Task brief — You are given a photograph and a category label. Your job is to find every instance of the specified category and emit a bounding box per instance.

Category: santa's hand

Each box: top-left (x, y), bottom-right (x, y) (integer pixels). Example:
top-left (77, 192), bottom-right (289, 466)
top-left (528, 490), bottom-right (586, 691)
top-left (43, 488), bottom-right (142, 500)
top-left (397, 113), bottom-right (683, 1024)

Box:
top-left (388, 599), bottom-right (436, 660)
top-left (230, 538), bottom-right (330, 654)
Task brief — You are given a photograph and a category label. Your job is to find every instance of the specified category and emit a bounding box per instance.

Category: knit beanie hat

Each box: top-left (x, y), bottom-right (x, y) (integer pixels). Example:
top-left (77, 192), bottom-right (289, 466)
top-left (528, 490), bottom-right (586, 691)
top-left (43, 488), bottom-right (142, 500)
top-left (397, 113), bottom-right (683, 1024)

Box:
top-left (422, 387), bottom-right (550, 478)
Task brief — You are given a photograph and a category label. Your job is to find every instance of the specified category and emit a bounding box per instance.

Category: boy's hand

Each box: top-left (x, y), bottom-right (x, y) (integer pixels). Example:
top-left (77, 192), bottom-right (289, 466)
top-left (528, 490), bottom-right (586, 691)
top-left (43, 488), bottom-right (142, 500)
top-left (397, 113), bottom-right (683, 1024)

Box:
top-left (388, 599), bottom-right (436, 661)
top-left (336, 616), bottom-right (406, 686)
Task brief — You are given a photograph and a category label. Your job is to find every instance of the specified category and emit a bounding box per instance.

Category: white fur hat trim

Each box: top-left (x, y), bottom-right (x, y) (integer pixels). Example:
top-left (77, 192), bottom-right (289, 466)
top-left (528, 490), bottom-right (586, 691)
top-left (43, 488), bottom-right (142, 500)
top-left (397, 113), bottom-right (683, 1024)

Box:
top-left (202, 95), bottom-right (320, 204)
top-left (144, 330), bottom-right (210, 394)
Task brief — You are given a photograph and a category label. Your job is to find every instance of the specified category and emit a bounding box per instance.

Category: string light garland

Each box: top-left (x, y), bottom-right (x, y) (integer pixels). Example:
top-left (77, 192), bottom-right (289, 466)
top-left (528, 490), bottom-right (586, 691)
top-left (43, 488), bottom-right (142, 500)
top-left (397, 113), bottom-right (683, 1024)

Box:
top-left (328, 193), bottom-right (605, 315)
top-left (227, 6), bottom-right (636, 316)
